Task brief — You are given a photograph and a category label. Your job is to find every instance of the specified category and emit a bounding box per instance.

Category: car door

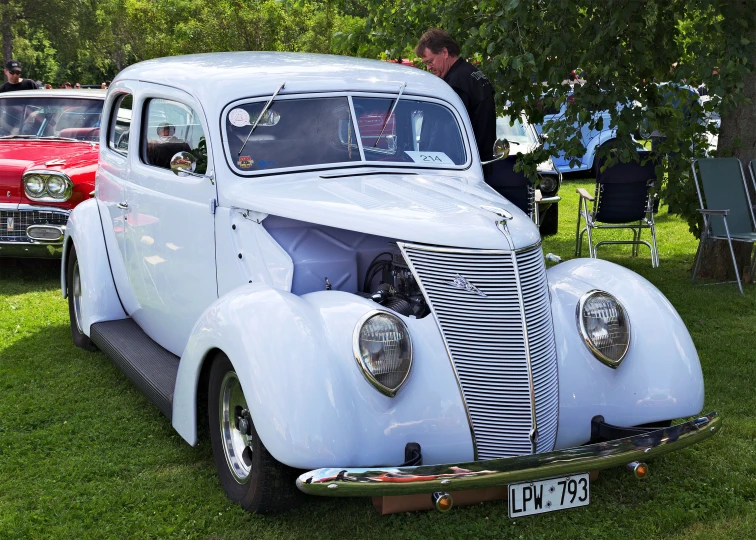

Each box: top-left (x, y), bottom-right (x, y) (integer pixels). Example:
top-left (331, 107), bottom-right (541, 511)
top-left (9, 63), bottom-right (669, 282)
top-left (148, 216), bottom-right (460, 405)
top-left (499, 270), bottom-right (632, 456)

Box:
top-left (122, 86), bottom-right (218, 355)
top-left (98, 85), bottom-right (142, 316)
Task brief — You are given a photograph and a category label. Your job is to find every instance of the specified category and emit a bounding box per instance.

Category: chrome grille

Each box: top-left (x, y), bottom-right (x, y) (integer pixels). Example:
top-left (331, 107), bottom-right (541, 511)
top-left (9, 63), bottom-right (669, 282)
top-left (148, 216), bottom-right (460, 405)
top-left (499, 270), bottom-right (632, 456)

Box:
top-left (0, 209), bottom-right (69, 242)
top-left (399, 243), bottom-right (559, 460)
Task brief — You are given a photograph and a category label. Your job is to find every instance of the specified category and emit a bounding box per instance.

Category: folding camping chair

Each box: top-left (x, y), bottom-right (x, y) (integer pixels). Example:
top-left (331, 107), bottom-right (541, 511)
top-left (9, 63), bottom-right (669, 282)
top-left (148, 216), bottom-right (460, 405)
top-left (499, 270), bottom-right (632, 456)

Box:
top-left (486, 156), bottom-right (559, 228)
top-left (575, 151), bottom-right (659, 267)
top-left (691, 158), bottom-right (756, 294)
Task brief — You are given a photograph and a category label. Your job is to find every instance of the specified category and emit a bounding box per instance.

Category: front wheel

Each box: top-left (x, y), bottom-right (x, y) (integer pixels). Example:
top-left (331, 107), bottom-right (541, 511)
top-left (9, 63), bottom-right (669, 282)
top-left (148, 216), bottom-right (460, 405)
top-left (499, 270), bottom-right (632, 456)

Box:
top-left (66, 245), bottom-right (96, 351)
top-left (208, 353), bottom-right (304, 514)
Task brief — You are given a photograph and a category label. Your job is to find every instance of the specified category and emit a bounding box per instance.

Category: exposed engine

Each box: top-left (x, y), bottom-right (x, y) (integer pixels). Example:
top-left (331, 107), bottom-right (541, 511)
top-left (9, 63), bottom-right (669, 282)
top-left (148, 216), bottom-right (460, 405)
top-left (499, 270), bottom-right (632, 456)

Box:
top-left (361, 249), bottom-right (430, 318)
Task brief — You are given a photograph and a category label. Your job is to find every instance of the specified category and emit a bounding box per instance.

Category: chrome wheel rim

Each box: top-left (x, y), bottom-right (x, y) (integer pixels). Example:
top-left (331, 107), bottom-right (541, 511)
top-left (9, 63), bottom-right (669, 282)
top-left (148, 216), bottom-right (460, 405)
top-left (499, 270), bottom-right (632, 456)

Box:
top-left (219, 371), bottom-right (253, 484)
top-left (72, 259), bottom-right (84, 334)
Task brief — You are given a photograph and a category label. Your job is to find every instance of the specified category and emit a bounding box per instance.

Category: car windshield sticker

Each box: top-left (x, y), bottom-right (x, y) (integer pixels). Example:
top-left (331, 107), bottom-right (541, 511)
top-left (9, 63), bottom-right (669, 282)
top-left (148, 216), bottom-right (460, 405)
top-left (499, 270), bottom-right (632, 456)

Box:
top-left (238, 156), bottom-right (253, 168)
top-left (229, 108), bottom-right (251, 127)
top-left (404, 151), bottom-right (454, 164)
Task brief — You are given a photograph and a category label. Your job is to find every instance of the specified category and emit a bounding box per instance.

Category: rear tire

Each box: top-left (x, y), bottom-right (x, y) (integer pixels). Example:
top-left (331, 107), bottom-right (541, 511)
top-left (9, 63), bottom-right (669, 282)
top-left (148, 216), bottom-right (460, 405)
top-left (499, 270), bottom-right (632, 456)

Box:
top-left (66, 246), bottom-right (96, 351)
top-left (208, 353), bottom-right (304, 514)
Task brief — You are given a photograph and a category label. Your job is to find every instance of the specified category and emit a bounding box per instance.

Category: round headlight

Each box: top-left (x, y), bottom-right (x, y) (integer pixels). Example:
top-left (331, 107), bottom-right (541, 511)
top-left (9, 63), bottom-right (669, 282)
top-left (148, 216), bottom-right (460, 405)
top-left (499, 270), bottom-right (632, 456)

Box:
top-left (538, 174), bottom-right (558, 194)
top-left (577, 291), bottom-right (630, 368)
top-left (24, 175), bottom-right (45, 196)
top-left (46, 175), bottom-right (68, 198)
top-left (354, 311), bottom-right (413, 396)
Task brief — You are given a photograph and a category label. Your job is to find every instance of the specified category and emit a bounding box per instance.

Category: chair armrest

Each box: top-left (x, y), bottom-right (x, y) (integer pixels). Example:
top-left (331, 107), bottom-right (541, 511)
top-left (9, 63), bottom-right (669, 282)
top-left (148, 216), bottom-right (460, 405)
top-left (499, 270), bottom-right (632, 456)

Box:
top-left (576, 187), bottom-right (594, 201)
top-left (697, 208), bottom-right (730, 216)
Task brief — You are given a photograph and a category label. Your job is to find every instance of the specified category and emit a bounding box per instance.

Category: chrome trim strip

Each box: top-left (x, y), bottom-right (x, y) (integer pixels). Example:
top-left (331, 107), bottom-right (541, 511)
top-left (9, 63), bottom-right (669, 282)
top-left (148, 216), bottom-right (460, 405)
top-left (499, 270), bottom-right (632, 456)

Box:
top-left (17, 204), bottom-right (71, 214)
top-left (352, 310), bottom-right (413, 398)
top-left (509, 250), bottom-right (538, 453)
top-left (296, 413), bottom-right (720, 496)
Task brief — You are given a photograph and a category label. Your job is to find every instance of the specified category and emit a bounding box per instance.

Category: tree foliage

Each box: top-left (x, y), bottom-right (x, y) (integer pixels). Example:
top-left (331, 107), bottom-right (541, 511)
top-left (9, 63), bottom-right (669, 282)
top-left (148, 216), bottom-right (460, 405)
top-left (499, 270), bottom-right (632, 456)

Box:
top-left (4, 0), bottom-right (366, 85)
top-left (362, 0), bottom-right (756, 240)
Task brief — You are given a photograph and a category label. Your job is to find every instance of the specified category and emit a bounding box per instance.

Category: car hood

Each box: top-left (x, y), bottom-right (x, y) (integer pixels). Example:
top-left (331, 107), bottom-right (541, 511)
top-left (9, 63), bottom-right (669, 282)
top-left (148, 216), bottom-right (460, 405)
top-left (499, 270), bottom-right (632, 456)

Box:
top-left (0, 140), bottom-right (98, 204)
top-left (223, 172), bottom-right (541, 250)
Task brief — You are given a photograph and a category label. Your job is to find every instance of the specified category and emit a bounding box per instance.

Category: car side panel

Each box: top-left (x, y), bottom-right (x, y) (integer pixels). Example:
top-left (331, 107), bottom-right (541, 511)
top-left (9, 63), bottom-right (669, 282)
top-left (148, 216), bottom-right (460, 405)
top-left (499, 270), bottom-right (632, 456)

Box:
top-left (173, 285), bottom-right (474, 469)
top-left (62, 198), bottom-right (127, 334)
top-left (548, 258), bottom-right (705, 449)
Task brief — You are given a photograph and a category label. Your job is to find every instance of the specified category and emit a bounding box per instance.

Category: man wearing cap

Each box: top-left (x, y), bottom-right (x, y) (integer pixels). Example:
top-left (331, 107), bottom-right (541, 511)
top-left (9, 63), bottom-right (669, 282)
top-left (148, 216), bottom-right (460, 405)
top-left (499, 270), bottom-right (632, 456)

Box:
top-left (1, 60), bottom-right (39, 92)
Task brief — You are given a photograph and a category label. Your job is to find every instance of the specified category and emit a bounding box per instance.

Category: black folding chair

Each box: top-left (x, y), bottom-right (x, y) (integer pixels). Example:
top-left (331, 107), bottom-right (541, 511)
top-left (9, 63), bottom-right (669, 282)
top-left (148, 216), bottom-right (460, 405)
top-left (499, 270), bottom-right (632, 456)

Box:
top-left (486, 156), bottom-right (558, 228)
top-left (575, 152), bottom-right (659, 267)
top-left (691, 158), bottom-right (756, 294)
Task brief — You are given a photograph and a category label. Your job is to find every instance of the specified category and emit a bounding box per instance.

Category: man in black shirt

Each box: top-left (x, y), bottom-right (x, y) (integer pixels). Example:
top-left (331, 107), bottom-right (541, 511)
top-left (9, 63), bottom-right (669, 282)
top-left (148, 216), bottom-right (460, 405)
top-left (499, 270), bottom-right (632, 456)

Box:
top-left (1, 60), bottom-right (39, 93)
top-left (415, 29), bottom-right (496, 177)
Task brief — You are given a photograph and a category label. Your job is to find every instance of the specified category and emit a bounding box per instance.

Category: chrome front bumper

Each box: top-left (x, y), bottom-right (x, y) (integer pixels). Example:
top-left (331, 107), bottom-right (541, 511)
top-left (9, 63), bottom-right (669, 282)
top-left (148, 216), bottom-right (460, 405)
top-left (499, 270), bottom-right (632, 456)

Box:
top-left (296, 412), bottom-right (720, 497)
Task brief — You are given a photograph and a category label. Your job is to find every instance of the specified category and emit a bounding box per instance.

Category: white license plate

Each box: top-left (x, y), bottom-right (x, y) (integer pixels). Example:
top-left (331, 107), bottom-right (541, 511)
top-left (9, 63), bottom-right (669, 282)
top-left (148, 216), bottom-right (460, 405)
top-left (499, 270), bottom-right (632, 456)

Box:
top-left (508, 473), bottom-right (590, 517)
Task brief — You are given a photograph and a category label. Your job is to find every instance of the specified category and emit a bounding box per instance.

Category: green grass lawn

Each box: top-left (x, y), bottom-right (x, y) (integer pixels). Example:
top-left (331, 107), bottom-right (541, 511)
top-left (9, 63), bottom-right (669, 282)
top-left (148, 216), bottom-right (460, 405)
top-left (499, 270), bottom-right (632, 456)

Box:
top-left (1, 179), bottom-right (755, 538)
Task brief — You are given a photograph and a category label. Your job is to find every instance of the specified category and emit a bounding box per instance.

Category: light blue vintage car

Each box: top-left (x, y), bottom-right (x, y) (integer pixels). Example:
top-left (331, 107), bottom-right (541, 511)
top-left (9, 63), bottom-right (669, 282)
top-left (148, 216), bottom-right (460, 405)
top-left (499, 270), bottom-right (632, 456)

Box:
top-left (63, 52), bottom-right (719, 516)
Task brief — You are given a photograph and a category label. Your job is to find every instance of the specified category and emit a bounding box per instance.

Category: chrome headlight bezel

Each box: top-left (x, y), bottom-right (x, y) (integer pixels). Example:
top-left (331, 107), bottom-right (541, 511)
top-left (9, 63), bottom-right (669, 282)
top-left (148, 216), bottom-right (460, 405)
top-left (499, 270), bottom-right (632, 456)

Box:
top-left (353, 310), bottom-right (413, 397)
top-left (576, 290), bottom-right (631, 368)
top-left (23, 170), bottom-right (74, 202)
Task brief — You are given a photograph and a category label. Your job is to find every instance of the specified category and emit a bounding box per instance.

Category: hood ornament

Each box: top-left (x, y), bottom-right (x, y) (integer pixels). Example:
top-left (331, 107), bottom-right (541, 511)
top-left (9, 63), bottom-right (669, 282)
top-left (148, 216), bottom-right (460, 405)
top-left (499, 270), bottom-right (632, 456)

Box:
top-left (480, 205), bottom-right (513, 221)
top-left (45, 158), bottom-right (66, 166)
top-left (449, 274), bottom-right (487, 297)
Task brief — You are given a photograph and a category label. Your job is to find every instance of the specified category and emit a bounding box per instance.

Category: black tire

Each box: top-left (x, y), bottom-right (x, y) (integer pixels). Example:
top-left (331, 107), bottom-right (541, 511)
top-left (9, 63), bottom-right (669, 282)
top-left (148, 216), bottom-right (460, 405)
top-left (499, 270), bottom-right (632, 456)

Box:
top-left (66, 245), bottom-right (96, 351)
top-left (539, 203), bottom-right (559, 236)
top-left (208, 353), bottom-right (304, 514)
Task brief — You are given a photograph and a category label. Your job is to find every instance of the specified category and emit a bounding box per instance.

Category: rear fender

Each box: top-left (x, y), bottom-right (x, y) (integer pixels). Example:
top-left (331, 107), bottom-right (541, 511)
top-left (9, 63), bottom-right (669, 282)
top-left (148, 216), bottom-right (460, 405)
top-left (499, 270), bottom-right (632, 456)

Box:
top-left (61, 199), bottom-right (127, 334)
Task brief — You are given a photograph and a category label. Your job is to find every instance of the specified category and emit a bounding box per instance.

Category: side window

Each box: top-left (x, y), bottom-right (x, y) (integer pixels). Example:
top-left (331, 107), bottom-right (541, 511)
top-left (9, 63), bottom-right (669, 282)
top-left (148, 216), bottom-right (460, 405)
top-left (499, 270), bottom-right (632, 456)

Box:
top-left (142, 98), bottom-right (207, 174)
top-left (108, 94), bottom-right (132, 155)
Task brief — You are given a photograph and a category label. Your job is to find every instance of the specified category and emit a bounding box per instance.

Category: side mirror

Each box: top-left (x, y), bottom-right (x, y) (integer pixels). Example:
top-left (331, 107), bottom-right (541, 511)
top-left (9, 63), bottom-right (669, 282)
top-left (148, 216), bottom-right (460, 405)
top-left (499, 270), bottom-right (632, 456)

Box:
top-left (481, 138), bottom-right (510, 165)
top-left (170, 151), bottom-right (197, 176)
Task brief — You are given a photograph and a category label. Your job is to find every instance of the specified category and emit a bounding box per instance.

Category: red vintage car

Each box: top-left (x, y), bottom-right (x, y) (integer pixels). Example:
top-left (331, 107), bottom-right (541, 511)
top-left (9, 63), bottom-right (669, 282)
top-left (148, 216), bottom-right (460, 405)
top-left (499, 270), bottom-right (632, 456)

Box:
top-left (0, 89), bottom-right (105, 257)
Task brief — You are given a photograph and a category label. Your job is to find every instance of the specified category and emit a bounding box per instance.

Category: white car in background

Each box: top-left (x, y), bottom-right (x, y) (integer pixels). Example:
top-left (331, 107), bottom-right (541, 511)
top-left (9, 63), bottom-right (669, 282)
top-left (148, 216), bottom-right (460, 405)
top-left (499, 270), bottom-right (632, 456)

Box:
top-left (62, 52), bottom-right (718, 515)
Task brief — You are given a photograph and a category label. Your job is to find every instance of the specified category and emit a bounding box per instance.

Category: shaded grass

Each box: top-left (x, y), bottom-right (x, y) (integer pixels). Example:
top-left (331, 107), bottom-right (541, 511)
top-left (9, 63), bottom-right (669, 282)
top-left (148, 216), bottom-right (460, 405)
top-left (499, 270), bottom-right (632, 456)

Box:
top-left (1, 181), bottom-right (755, 538)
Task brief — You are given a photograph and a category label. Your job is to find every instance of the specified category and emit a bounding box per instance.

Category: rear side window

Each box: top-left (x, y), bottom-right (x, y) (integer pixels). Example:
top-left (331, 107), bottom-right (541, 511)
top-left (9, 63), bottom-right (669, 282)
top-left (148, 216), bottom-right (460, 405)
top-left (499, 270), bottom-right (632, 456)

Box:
top-left (142, 98), bottom-right (207, 174)
top-left (108, 94), bottom-right (132, 155)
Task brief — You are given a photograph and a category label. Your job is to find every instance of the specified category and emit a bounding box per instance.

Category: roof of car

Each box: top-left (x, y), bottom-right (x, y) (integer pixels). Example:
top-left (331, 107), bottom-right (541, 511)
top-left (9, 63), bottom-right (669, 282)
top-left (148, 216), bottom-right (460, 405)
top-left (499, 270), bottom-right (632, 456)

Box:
top-left (113, 52), bottom-right (459, 114)
top-left (0, 89), bottom-right (107, 100)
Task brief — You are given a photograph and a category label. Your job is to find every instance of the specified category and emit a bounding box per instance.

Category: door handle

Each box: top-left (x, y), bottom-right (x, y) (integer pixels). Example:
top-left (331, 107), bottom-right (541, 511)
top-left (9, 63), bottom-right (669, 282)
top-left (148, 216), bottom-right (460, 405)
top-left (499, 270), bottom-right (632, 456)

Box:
top-left (117, 202), bottom-right (129, 209)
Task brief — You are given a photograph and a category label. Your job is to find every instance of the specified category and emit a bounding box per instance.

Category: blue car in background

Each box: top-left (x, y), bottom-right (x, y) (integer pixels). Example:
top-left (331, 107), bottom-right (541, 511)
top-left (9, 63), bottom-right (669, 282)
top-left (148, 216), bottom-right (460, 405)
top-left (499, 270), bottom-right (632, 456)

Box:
top-left (532, 92), bottom-right (617, 176)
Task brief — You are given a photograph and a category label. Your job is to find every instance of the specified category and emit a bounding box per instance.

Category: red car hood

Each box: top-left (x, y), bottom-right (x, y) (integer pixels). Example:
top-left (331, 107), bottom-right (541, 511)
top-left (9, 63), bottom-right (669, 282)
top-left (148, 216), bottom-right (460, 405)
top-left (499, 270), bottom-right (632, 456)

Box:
top-left (0, 140), bottom-right (98, 204)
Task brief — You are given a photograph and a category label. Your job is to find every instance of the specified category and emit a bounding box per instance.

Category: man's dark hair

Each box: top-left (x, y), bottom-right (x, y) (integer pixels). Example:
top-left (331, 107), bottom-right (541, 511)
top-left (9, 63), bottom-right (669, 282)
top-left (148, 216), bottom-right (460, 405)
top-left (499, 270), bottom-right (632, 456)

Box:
top-left (415, 28), bottom-right (460, 57)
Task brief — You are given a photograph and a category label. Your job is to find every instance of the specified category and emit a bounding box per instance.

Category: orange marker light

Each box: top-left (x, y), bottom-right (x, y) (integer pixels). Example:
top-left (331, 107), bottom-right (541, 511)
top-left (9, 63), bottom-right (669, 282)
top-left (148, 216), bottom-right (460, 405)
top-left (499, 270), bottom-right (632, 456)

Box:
top-left (431, 492), bottom-right (454, 512)
top-left (626, 461), bottom-right (649, 479)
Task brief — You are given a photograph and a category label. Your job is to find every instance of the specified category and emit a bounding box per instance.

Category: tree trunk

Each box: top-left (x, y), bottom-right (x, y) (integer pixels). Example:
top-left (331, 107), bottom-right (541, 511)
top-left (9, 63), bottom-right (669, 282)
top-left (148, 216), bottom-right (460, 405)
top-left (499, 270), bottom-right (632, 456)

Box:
top-left (696, 2), bottom-right (756, 282)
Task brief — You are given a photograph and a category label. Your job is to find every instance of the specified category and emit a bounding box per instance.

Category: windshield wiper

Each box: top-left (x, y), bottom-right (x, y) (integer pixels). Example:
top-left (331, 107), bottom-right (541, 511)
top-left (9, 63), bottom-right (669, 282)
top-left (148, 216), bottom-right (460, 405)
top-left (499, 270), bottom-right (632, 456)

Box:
top-left (238, 81), bottom-right (285, 156)
top-left (373, 82), bottom-right (407, 148)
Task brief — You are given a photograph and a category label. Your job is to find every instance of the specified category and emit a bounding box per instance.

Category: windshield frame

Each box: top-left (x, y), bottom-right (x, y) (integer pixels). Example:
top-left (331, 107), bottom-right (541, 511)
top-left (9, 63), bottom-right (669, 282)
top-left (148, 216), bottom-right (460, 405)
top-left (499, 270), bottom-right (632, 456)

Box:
top-left (220, 91), bottom-right (472, 177)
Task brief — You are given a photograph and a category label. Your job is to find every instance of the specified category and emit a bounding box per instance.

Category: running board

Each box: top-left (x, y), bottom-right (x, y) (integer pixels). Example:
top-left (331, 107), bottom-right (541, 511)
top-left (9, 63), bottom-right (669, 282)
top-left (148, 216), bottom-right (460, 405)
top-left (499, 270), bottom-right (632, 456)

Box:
top-left (90, 319), bottom-right (179, 419)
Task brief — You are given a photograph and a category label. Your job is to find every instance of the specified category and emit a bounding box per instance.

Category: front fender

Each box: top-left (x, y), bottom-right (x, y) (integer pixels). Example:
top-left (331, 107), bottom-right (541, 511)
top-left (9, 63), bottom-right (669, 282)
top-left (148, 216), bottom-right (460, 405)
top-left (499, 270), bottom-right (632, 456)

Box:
top-left (548, 258), bottom-right (704, 448)
top-left (61, 198), bottom-right (127, 335)
top-left (173, 284), bottom-right (472, 469)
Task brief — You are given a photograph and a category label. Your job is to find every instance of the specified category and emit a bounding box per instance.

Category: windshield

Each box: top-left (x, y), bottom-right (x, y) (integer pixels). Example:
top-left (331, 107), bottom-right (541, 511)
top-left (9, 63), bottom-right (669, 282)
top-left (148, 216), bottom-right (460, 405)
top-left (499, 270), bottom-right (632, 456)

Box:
top-left (0, 97), bottom-right (103, 141)
top-left (224, 95), bottom-right (467, 173)
top-left (496, 115), bottom-right (536, 145)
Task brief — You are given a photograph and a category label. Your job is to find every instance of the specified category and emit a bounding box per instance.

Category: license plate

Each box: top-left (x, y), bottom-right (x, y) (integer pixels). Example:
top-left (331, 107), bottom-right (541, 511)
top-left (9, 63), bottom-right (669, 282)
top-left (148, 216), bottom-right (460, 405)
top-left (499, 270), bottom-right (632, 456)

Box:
top-left (508, 473), bottom-right (590, 517)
